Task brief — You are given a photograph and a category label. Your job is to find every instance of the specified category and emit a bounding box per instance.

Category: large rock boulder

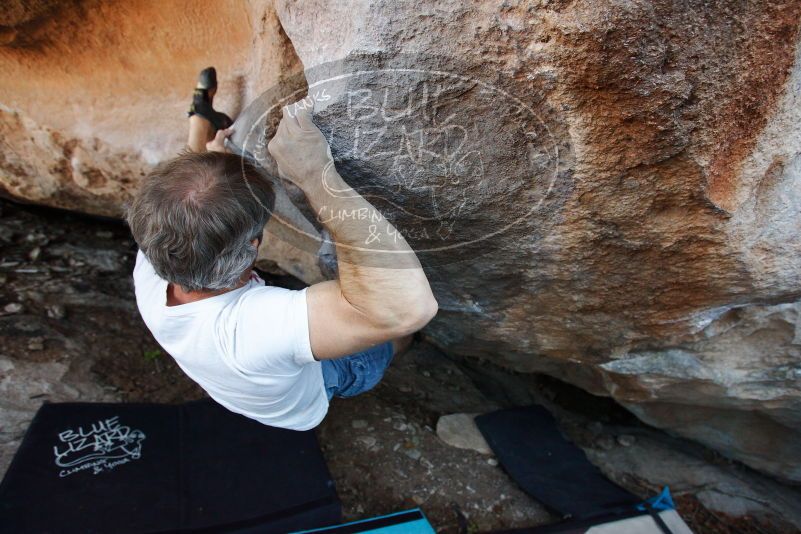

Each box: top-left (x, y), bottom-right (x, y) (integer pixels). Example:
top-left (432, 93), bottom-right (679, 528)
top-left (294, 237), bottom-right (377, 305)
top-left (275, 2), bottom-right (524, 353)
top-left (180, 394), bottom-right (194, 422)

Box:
top-left (272, 0), bottom-right (801, 482)
top-left (2, 0), bottom-right (801, 482)
top-left (0, 0), bottom-right (300, 216)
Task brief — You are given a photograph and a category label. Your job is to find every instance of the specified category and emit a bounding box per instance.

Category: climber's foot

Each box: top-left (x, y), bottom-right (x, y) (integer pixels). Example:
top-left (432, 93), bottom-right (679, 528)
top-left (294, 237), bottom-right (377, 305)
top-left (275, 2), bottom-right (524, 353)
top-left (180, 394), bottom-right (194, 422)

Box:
top-left (196, 66), bottom-right (218, 94)
top-left (187, 66), bottom-right (233, 132)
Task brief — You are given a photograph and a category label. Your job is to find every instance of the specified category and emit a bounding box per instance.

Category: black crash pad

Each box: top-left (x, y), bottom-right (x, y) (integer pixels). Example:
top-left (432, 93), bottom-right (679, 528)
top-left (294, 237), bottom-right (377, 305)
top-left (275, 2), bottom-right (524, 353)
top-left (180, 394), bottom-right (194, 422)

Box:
top-left (475, 406), bottom-right (641, 520)
top-left (0, 398), bottom-right (340, 533)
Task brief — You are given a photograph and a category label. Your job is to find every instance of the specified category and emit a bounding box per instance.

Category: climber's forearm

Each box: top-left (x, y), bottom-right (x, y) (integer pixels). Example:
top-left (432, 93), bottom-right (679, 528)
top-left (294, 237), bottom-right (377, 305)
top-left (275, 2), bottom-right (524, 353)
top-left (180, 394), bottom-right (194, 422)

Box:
top-left (306, 170), bottom-right (418, 258)
top-left (303, 169), bottom-right (438, 332)
top-left (266, 105), bottom-right (436, 345)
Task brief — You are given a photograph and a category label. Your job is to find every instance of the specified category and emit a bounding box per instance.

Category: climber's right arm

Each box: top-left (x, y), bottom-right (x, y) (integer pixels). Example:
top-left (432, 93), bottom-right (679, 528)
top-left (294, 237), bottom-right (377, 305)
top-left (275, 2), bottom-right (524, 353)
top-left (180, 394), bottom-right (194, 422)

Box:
top-left (268, 105), bottom-right (438, 360)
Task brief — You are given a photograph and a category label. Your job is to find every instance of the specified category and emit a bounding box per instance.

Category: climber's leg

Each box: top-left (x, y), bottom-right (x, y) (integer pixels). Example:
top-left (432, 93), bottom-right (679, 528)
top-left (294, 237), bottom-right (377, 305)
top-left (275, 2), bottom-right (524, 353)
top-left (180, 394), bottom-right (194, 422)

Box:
top-left (185, 66), bottom-right (233, 153)
top-left (186, 114), bottom-right (216, 153)
top-left (321, 339), bottom-right (403, 400)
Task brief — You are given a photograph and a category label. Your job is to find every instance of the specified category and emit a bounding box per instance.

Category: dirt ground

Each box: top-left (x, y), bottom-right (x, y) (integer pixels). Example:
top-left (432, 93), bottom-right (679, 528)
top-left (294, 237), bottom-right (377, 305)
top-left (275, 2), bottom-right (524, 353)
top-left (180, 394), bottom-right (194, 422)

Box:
top-left (1, 198), bottom-right (799, 533)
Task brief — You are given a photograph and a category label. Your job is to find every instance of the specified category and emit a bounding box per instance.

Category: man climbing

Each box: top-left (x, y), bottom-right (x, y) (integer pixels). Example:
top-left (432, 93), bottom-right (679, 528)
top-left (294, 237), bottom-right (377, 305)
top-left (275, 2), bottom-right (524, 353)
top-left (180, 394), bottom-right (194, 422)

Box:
top-left (126, 67), bottom-right (438, 430)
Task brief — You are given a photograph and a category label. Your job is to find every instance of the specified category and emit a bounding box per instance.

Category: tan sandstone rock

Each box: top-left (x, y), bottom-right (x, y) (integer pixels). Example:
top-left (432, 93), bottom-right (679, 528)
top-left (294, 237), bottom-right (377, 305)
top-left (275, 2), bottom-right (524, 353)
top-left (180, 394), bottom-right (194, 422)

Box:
top-left (1, 0), bottom-right (800, 481)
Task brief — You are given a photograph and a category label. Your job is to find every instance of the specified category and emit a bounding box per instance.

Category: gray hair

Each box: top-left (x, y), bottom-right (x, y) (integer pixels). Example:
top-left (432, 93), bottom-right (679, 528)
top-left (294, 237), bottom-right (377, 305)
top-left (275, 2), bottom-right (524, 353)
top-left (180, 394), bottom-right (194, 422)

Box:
top-left (126, 152), bottom-right (275, 291)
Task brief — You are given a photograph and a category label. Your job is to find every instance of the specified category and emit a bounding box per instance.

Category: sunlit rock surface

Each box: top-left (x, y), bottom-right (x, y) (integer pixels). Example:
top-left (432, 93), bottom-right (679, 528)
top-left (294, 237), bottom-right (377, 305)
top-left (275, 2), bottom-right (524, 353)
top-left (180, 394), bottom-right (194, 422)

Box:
top-left (0, 0), bottom-right (298, 216)
top-left (2, 0), bottom-right (800, 481)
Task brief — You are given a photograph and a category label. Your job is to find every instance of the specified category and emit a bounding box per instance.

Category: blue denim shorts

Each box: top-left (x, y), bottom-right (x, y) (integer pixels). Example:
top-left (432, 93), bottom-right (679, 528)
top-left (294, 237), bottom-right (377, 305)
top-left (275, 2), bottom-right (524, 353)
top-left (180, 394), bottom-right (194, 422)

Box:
top-left (321, 341), bottom-right (394, 400)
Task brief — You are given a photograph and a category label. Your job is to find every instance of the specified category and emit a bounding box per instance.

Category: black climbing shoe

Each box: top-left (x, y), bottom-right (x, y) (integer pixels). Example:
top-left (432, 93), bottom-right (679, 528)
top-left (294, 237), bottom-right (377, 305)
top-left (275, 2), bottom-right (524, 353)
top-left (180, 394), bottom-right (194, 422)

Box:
top-left (197, 66), bottom-right (218, 91)
top-left (187, 67), bottom-right (233, 131)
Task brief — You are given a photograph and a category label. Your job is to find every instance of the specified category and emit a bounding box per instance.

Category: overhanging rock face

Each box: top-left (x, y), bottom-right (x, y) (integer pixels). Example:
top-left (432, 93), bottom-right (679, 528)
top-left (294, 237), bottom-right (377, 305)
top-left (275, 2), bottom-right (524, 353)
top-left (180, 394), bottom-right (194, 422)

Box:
top-left (0, 0), bottom-right (301, 217)
top-left (274, 0), bottom-right (801, 481)
top-left (2, 0), bottom-right (801, 481)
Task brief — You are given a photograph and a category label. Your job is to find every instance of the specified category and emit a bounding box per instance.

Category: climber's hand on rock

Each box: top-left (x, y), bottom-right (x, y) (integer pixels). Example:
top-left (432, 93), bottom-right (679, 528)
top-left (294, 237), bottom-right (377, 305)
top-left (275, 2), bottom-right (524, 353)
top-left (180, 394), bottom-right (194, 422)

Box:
top-left (268, 104), bottom-right (333, 192)
top-left (206, 127), bottom-right (233, 154)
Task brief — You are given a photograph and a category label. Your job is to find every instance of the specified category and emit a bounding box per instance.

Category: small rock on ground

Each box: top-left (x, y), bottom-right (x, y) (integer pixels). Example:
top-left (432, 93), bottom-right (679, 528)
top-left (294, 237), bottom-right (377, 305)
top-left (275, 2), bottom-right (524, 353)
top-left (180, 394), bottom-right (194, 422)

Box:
top-left (436, 412), bottom-right (493, 455)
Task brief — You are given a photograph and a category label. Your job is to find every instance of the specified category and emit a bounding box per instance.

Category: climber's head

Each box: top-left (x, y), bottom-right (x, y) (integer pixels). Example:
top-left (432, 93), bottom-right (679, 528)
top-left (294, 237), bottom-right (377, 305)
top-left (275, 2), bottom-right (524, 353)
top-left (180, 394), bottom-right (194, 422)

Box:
top-left (126, 151), bottom-right (275, 292)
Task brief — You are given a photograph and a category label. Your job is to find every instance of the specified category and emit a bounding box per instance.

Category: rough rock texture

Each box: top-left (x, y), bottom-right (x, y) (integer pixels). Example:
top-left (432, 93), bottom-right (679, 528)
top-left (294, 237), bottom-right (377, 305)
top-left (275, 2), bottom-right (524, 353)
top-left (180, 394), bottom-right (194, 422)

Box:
top-left (272, 0), bottom-right (801, 483)
top-left (2, 0), bottom-right (801, 482)
top-left (0, 0), bottom-right (301, 215)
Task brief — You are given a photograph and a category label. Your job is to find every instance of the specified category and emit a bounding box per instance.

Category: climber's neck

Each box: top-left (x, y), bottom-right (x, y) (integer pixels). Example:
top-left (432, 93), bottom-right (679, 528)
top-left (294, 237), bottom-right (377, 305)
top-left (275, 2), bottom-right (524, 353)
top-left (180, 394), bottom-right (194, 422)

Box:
top-left (166, 268), bottom-right (252, 307)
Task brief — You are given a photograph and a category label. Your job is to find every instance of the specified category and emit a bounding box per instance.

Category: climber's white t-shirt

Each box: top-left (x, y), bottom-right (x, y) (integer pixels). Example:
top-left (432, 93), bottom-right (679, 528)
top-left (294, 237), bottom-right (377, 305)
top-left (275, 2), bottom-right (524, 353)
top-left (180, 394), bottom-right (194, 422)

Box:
top-left (131, 249), bottom-right (328, 431)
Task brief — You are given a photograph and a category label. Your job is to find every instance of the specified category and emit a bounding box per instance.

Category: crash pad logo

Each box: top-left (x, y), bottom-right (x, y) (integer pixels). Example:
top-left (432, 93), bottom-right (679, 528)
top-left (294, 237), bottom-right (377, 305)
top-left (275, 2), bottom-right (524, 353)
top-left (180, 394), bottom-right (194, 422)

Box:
top-left (53, 415), bottom-right (146, 478)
